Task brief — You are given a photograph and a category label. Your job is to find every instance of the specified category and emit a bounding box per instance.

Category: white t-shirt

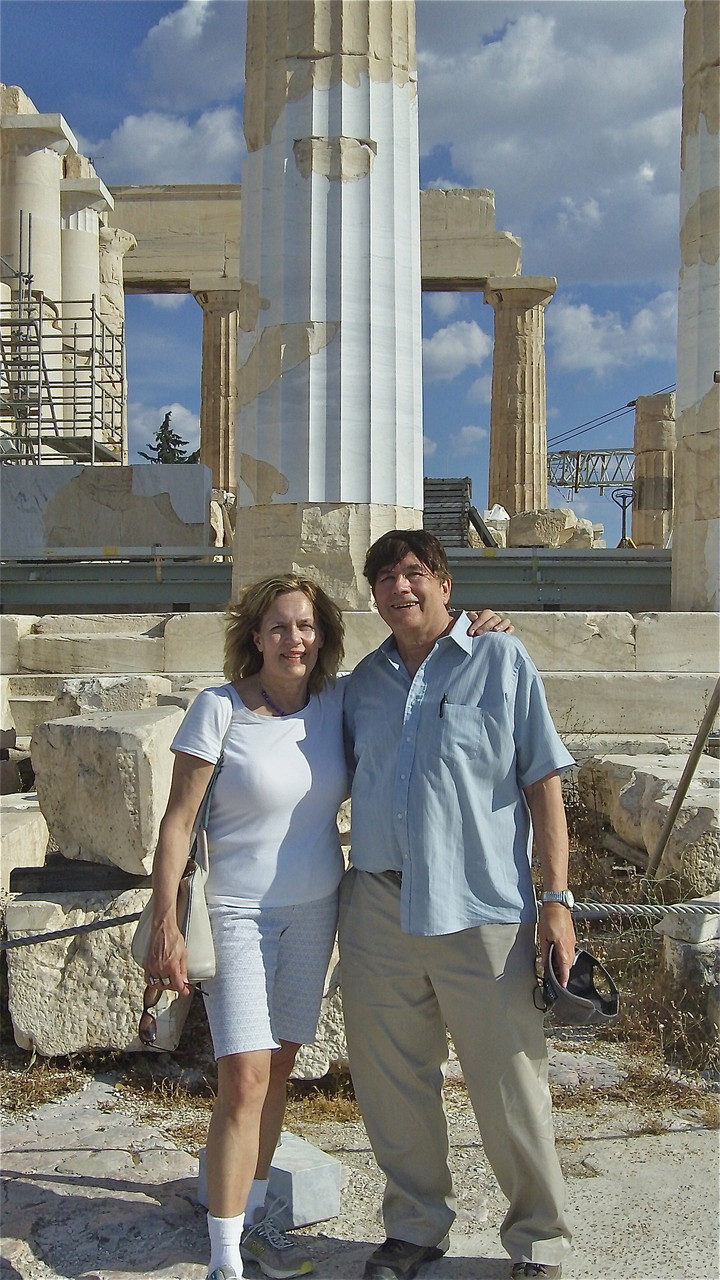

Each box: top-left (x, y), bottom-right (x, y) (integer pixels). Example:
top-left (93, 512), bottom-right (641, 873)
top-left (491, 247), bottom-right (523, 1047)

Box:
top-left (171, 679), bottom-right (348, 908)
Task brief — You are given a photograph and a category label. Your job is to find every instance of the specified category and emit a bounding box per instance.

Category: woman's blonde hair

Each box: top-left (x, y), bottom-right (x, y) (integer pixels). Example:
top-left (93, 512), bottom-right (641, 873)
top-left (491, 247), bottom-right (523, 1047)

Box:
top-left (224, 573), bottom-right (345, 693)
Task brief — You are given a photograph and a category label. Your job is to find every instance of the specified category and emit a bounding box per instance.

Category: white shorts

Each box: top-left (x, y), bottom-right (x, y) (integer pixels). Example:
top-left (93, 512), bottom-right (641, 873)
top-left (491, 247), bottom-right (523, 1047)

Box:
top-left (202, 890), bottom-right (339, 1059)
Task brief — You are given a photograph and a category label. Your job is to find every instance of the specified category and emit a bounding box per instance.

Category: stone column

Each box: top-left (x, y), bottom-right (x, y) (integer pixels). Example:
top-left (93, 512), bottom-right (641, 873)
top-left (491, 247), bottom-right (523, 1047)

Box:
top-left (191, 282), bottom-right (241, 492)
top-left (632, 392), bottom-right (676, 548)
top-left (99, 226), bottom-right (136, 465)
top-left (234, 0), bottom-right (423, 608)
top-left (483, 276), bottom-right (556, 516)
top-left (672, 0), bottom-right (719, 610)
top-left (60, 157), bottom-right (116, 460)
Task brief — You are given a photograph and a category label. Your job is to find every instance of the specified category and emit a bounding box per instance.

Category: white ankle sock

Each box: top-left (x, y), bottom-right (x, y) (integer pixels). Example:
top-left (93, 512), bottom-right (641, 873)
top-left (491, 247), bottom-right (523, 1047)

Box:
top-left (207, 1211), bottom-right (245, 1278)
top-left (244, 1178), bottom-right (269, 1223)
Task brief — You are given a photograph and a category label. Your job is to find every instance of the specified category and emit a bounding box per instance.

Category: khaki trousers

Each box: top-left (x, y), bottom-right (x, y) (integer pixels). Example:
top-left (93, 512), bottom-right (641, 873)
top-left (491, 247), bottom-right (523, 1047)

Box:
top-left (338, 869), bottom-right (572, 1266)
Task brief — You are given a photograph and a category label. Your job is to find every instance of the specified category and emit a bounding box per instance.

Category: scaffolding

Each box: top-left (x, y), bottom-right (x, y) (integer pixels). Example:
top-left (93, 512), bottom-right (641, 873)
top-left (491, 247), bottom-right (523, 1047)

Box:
top-left (547, 449), bottom-right (634, 495)
top-left (0, 253), bottom-right (124, 465)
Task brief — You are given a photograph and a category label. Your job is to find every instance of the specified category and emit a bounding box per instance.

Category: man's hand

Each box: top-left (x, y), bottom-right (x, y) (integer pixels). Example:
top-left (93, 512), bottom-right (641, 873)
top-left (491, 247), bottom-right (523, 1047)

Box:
top-left (538, 902), bottom-right (576, 986)
top-left (465, 609), bottom-right (514, 636)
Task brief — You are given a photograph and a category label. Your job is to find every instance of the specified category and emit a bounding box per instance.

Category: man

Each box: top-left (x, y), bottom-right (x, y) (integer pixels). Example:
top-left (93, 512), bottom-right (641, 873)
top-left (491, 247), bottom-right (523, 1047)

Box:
top-left (339, 530), bottom-right (575, 1280)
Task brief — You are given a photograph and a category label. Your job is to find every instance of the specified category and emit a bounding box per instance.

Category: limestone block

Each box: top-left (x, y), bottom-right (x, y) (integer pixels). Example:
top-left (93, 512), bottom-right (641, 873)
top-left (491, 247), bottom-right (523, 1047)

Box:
top-left (654, 892), bottom-right (720, 944)
top-left (578, 754), bottom-right (720, 896)
top-left (18, 633), bottom-right (165, 675)
top-left (510, 612), bottom-right (635, 672)
top-left (672, 517), bottom-right (720, 612)
top-left (635, 612), bottom-right (720, 672)
top-left (292, 957), bottom-right (347, 1079)
top-left (52, 675), bottom-right (173, 716)
top-left (31, 614), bottom-right (168, 636)
top-left (7, 695), bottom-right (58, 737)
top-left (563, 518), bottom-right (594, 549)
top-left (507, 508), bottom-right (579, 548)
top-left (1, 617), bottom-right (38, 675)
top-left (31, 707), bottom-right (184, 874)
top-left (4, 888), bottom-right (192, 1054)
top-left (660, 934), bottom-right (720, 995)
top-left (1, 676), bottom-right (13, 734)
top-left (163, 614), bottom-right (226, 673)
top-left (543, 673), bottom-right (720, 735)
top-left (340, 612), bottom-right (390, 671)
top-left (0, 796), bottom-right (49, 892)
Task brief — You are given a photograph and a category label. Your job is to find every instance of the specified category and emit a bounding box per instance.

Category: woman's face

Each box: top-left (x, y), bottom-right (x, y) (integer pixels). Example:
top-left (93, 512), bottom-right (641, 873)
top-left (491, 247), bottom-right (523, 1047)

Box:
top-left (252, 590), bottom-right (323, 684)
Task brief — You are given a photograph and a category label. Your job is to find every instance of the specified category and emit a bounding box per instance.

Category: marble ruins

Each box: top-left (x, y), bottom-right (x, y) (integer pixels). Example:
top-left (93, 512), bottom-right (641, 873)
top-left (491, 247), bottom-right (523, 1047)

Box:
top-left (0, 0), bottom-right (718, 1061)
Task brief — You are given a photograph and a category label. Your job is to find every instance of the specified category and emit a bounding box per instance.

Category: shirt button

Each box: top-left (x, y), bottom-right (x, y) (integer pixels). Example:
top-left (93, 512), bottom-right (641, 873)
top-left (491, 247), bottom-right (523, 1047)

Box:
top-left (400, 773), bottom-right (406, 780)
top-left (396, 813), bottom-right (402, 820)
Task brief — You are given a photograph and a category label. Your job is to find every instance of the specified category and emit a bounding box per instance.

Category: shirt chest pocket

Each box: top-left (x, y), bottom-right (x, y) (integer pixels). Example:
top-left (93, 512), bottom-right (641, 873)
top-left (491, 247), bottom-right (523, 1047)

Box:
top-left (438, 703), bottom-right (506, 766)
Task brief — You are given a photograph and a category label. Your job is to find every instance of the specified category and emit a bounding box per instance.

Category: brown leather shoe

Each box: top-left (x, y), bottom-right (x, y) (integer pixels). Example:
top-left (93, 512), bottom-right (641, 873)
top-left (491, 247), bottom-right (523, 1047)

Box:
top-left (363, 1237), bottom-right (448, 1279)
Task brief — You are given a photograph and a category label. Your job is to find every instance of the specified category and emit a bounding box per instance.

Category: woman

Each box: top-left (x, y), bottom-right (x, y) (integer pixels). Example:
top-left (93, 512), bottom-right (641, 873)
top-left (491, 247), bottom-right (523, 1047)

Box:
top-left (142, 573), bottom-right (509, 1280)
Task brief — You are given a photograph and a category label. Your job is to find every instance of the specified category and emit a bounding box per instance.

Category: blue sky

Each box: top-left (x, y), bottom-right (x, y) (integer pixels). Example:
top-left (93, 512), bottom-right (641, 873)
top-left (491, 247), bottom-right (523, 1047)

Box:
top-left (2, 0), bottom-right (683, 542)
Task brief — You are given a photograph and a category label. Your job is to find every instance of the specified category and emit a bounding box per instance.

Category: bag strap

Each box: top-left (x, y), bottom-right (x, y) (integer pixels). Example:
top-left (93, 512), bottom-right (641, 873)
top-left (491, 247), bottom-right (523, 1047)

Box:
top-left (191, 693), bottom-right (235, 848)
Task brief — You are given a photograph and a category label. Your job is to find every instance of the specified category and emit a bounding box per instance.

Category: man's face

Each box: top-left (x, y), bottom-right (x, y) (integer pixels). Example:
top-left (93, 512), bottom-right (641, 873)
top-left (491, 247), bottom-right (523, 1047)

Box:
top-left (372, 552), bottom-right (451, 641)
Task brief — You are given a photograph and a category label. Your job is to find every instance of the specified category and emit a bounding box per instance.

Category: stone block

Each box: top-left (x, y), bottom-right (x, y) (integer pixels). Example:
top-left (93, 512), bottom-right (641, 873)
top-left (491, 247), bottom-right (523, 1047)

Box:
top-left (340, 612), bottom-right (390, 672)
top-left (635, 612), bottom-right (720, 672)
top-left (511, 612), bottom-right (635, 672)
top-left (8, 695), bottom-right (58, 737)
top-left (578, 754), bottom-right (720, 896)
top-left (163, 614), bottom-right (226, 673)
top-left (18, 633), bottom-right (165, 675)
top-left (654, 892), bottom-right (720, 944)
top-left (4, 888), bottom-right (192, 1054)
top-left (197, 1133), bottom-right (344, 1227)
top-left (52, 675), bottom-right (173, 716)
top-left (30, 614), bottom-right (167, 636)
top-left (1, 675), bottom-right (13, 733)
top-left (507, 508), bottom-right (579, 548)
top-left (0, 796), bottom-right (49, 892)
top-left (543, 673), bottom-right (720, 735)
top-left (31, 707), bottom-right (184, 874)
top-left (1, 616), bottom-right (38, 675)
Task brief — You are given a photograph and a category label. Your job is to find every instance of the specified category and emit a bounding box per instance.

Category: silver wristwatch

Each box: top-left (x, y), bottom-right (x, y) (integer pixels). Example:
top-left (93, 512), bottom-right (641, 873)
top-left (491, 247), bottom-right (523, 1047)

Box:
top-left (541, 889), bottom-right (575, 910)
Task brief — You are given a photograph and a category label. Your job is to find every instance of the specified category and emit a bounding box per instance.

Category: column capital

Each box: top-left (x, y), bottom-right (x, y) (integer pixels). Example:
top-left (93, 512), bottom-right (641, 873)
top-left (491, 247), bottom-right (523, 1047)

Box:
top-left (192, 284), bottom-right (243, 315)
top-left (99, 225), bottom-right (137, 255)
top-left (484, 276), bottom-right (557, 310)
top-left (60, 175), bottom-right (114, 214)
top-left (1, 113), bottom-right (77, 156)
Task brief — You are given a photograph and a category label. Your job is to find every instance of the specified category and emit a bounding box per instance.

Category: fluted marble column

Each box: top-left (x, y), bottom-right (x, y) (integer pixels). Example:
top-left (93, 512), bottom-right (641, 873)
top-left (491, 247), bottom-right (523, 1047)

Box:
top-left (234, 0), bottom-right (423, 608)
top-left (672, 0), bottom-right (719, 610)
top-left (484, 276), bottom-right (556, 515)
top-left (632, 392), bottom-right (676, 548)
top-left (193, 284), bottom-right (241, 492)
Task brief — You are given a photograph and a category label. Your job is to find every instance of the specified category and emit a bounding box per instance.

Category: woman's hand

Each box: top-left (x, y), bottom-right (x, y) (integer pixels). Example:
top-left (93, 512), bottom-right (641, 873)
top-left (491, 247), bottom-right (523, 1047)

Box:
top-left (465, 609), bottom-right (514, 636)
top-left (144, 914), bottom-right (190, 995)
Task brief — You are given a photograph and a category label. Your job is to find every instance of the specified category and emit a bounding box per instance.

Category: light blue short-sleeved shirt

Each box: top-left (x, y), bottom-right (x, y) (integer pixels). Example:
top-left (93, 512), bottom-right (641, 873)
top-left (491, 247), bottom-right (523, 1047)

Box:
top-left (344, 614), bottom-right (575, 936)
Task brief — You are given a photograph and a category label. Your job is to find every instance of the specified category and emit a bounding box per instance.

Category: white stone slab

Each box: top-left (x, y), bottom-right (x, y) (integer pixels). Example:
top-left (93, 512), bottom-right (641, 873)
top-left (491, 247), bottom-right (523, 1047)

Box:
top-left (0, 616), bottom-right (38, 675)
top-left (511, 612), bottom-right (635, 672)
top-left (0, 796), bottom-right (49, 892)
top-left (635, 612), bottom-right (720, 672)
top-left (544, 673), bottom-right (720, 735)
top-left (19, 633), bottom-right (165, 675)
top-left (197, 1132), bottom-right (343, 1228)
top-left (163, 613), bottom-right (226, 673)
top-left (31, 707), bottom-right (184, 873)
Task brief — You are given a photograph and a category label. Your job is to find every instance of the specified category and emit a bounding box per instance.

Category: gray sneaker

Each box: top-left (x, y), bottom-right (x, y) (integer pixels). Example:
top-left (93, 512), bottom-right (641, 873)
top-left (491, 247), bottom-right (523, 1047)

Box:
top-left (240, 1200), bottom-right (313, 1279)
top-left (207, 1268), bottom-right (239, 1280)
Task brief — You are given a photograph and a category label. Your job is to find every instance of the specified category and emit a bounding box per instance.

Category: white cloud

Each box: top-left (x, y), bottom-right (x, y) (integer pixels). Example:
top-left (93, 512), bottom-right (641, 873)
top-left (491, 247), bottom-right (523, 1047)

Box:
top-left (466, 374), bottom-right (492, 405)
top-left (423, 435), bottom-right (438, 457)
top-left (129, 401), bottom-right (200, 462)
top-left (422, 320), bottom-right (492, 381)
top-left (148, 295), bottom-right (190, 312)
top-left (547, 290), bottom-right (678, 376)
top-left (416, 1), bottom-right (683, 286)
top-left (426, 293), bottom-right (463, 321)
top-left (450, 424), bottom-right (488, 454)
top-left (80, 106), bottom-right (244, 183)
top-left (133, 0), bottom-right (247, 111)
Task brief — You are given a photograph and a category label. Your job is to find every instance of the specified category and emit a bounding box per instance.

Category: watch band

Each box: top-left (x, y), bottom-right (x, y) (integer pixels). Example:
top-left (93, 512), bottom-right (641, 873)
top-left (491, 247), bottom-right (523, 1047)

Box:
top-left (542, 889), bottom-right (575, 910)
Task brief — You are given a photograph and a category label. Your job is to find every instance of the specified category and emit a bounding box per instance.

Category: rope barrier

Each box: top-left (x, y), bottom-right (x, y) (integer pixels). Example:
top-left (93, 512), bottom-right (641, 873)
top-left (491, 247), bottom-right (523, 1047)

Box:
top-left (0, 899), bottom-right (717, 952)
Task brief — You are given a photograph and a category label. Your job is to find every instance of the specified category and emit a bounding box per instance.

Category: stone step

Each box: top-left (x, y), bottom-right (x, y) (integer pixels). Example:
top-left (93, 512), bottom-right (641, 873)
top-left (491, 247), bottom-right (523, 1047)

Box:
top-left (544, 671), bottom-right (720, 737)
top-left (8, 694), bottom-right (58, 737)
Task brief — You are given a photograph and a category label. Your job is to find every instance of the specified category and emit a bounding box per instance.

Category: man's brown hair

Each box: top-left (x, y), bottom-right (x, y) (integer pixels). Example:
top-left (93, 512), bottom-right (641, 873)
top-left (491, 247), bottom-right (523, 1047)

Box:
top-left (363, 529), bottom-right (451, 588)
